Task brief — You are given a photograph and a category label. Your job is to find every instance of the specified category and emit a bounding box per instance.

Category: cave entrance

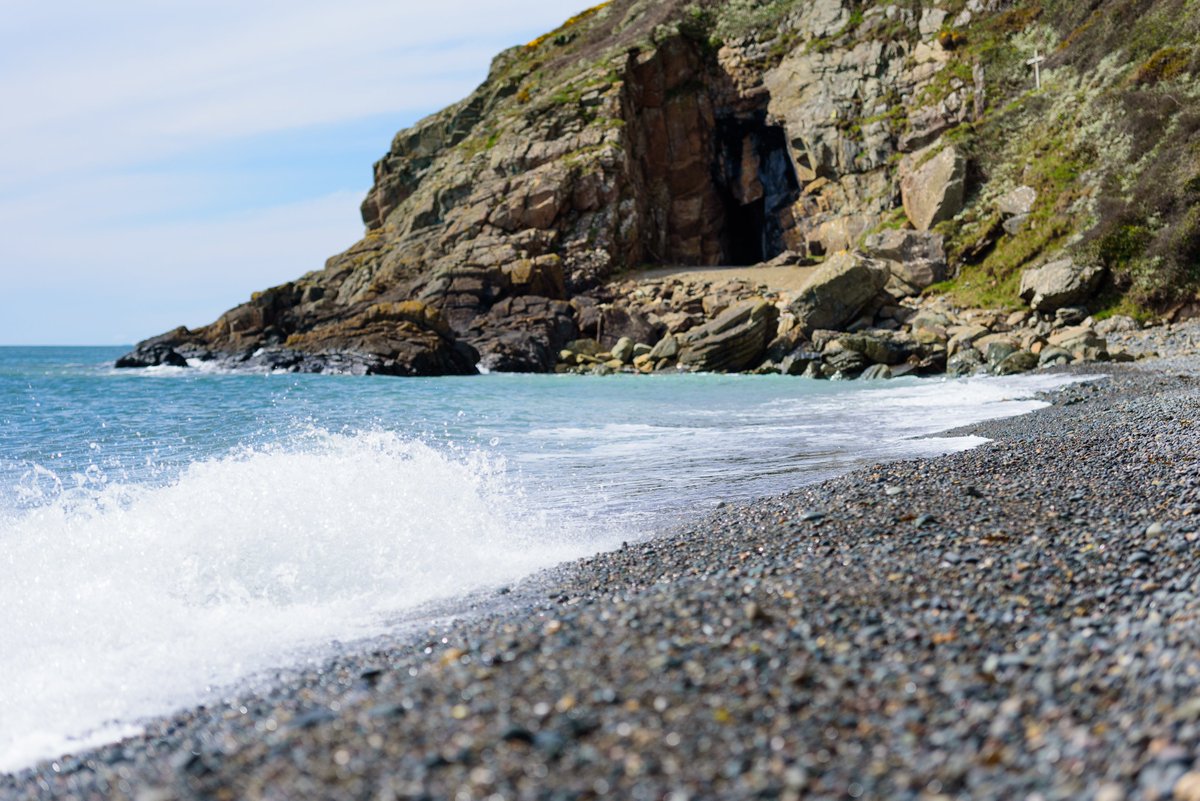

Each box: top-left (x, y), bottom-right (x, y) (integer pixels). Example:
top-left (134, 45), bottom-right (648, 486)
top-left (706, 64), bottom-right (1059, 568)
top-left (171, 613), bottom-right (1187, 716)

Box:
top-left (714, 113), bottom-right (799, 266)
top-left (724, 195), bottom-right (767, 265)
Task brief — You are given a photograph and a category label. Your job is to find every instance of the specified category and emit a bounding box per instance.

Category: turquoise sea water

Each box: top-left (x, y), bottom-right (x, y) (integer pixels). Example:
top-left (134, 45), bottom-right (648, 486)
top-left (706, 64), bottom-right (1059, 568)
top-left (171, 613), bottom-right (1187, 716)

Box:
top-left (0, 346), bottom-right (1083, 771)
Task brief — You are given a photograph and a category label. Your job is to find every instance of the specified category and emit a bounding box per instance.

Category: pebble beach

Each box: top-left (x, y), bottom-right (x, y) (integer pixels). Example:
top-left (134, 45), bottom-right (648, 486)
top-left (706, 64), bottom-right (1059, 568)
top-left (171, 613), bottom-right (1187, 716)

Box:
top-left (7, 334), bottom-right (1200, 800)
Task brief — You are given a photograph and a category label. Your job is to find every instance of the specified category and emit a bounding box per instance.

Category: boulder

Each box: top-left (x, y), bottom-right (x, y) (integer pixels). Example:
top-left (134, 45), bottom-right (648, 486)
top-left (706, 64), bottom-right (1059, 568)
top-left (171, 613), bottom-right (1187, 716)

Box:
top-left (611, 336), bottom-right (636, 364)
top-left (593, 306), bottom-right (665, 351)
top-left (1054, 306), bottom-right (1089, 326)
top-left (1038, 346), bottom-right (1074, 367)
top-left (115, 343), bottom-right (189, 369)
top-left (789, 252), bottom-right (890, 335)
top-left (835, 332), bottom-right (912, 365)
top-left (678, 300), bottom-right (780, 373)
top-left (860, 364), bottom-right (894, 380)
top-left (900, 145), bottom-right (967, 231)
top-left (824, 349), bottom-right (869, 377)
top-left (946, 349), bottom-right (986, 376)
top-left (994, 350), bottom-right (1038, 375)
top-left (909, 310), bottom-right (952, 344)
top-left (1095, 315), bottom-right (1139, 335)
top-left (566, 338), bottom-right (603, 356)
top-left (648, 334), bottom-right (680, 361)
top-left (1047, 325), bottom-right (1109, 361)
top-left (1019, 259), bottom-right (1105, 311)
top-left (983, 338), bottom-right (1018, 368)
top-left (946, 324), bottom-right (989, 356)
top-left (766, 250), bottom-right (806, 267)
top-left (861, 229), bottom-right (950, 296)
top-left (1002, 215), bottom-right (1030, 235)
top-left (779, 350), bottom-right (820, 376)
top-left (996, 185), bottom-right (1037, 217)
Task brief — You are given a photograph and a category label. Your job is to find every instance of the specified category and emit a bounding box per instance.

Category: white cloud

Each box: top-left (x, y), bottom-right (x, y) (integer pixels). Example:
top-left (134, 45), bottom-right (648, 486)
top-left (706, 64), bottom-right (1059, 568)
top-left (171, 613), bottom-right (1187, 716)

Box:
top-left (0, 0), bottom-right (589, 343)
top-left (1, 0), bottom-right (583, 187)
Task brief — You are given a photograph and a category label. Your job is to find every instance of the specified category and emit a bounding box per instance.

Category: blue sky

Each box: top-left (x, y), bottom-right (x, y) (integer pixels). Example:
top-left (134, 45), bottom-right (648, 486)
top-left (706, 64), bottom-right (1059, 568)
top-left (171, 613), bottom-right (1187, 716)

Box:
top-left (0, 1), bottom-right (588, 345)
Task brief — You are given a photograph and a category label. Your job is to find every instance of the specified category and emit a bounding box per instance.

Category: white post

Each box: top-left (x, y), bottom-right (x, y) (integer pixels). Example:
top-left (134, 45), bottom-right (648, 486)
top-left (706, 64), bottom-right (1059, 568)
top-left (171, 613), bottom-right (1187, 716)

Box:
top-left (1026, 49), bottom-right (1045, 90)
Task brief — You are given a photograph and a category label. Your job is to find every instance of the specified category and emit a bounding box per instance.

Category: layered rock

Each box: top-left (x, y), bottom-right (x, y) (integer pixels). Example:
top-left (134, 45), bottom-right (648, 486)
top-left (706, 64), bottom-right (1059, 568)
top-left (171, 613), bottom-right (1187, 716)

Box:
top-left (677, 300), bottom-right (779, 372)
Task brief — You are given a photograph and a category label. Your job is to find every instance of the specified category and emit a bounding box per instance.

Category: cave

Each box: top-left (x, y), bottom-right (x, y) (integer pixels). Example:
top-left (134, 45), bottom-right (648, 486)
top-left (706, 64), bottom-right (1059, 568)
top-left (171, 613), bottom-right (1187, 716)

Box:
top-left (724, 196), bottom-right (767, 265)
top-left (714, 113), bottom-right (800, 266)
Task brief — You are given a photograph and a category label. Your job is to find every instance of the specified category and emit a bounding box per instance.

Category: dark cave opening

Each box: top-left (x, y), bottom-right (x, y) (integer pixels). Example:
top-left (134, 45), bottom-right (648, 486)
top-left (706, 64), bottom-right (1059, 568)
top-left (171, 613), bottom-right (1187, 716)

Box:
top-left (724, 195), bottom-right (767, 266)
top-left (714, 113), bottom-right (799, 266)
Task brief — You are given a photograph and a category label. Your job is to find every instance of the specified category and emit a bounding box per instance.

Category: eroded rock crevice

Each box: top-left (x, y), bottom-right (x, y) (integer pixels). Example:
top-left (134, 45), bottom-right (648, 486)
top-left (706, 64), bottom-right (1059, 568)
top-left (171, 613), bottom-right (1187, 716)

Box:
top-left (714, 113), bottom-right (799, 265)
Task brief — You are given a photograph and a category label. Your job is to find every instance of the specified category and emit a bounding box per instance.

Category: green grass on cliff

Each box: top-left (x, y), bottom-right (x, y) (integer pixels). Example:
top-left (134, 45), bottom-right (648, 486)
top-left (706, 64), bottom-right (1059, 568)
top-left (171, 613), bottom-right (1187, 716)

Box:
top-left (913, 0), bottom-right (1200, 313)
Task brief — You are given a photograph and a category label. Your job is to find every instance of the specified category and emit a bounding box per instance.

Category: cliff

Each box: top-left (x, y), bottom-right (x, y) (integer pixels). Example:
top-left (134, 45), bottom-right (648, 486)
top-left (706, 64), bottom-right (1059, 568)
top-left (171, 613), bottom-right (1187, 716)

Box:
top-left (118, 0), bottom-right (1200, 376)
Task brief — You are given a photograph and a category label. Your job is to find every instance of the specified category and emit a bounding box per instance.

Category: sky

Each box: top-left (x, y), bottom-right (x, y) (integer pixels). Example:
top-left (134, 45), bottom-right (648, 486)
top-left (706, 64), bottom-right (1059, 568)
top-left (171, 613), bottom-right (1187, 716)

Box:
top-left (0, 1), bottom-right (588, 345)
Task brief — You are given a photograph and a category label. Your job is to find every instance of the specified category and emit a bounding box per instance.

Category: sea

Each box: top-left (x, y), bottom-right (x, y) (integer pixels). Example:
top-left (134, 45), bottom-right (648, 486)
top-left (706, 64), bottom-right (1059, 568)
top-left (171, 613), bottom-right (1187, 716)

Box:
top-left (0, 345), bottom-right (1088, 772)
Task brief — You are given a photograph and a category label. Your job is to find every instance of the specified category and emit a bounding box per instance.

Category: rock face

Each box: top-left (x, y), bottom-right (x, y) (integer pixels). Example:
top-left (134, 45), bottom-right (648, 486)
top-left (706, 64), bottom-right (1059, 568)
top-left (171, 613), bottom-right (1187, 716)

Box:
top-left (900, 145), bottom-right (967, 232)
top-left (1020, 259), bottom-right (1105, 312)
top-left (789, 253), bottom-right (890, 334)
top-left (265, 301), bottom-right (479, 376)
top-left (114, 0), bottom-right (1185, 376)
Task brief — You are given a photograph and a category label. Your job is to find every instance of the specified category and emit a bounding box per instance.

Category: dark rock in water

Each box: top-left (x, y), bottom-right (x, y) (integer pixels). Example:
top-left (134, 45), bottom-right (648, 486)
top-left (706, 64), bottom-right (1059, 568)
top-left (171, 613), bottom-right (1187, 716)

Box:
top-left (477, 331), bottom-right (556, 373)
top-left (780, 349), bottom-right (820, 376)
top-left (678, 300), bottom-right (779, 372)
top-left (118, 302), bottom-right (480, 376)
top-left (824, 349), bottom-right (869, 377)
top-left (469, 295), bottom-right (576, 373)
top-left (860, 364), bottom-right (893, 380)
top-left (115, 343), bottom-right (188, 368)
top-left (985, 339), bottom-right (1018, 368)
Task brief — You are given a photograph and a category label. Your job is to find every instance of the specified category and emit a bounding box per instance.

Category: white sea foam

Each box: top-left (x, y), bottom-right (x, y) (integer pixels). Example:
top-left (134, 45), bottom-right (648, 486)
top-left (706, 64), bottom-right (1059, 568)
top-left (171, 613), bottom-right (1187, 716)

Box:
top-left (0, 368), bottom-right (1100, 773)
top-left (0, 431), bottom-right (599, 772)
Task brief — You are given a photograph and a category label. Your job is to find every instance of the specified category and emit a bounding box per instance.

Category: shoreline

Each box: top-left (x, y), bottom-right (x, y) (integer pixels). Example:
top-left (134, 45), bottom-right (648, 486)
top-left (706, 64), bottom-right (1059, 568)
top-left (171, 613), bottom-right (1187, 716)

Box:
top-left (5, 361), bottom-right (1200, 799)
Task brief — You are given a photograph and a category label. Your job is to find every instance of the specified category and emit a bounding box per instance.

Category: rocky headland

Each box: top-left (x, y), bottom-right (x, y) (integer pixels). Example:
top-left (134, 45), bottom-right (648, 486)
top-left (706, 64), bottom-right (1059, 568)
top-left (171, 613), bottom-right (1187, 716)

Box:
top-left (116, 0), bottom-right (1200, 379)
